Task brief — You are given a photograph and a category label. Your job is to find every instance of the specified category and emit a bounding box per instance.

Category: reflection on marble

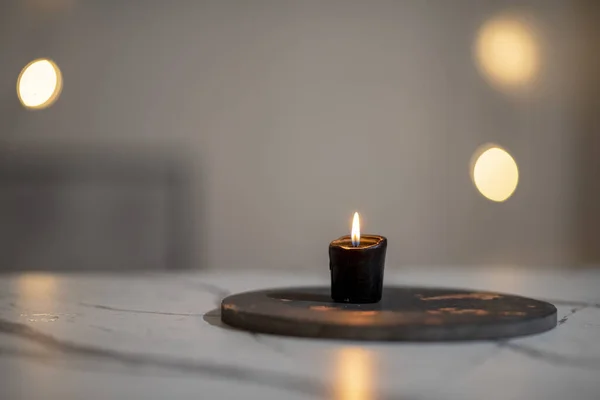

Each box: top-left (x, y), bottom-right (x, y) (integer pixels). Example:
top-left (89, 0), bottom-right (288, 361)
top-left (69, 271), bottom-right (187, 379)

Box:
top-left (0, 267), bottom-right (599, 400)
top-left (333, 347), bottom-right (375, 400)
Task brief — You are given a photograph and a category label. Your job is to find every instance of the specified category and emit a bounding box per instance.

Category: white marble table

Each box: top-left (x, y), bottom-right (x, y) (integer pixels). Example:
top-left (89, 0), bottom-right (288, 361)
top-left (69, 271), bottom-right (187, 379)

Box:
top-left (0, 266), bottom-right (599, 400)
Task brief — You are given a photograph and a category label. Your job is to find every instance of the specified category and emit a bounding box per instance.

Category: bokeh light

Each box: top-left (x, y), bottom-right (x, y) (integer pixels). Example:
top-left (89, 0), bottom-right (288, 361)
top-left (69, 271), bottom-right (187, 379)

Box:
top-left (471, 145), bottom-right (519, 202)
top-left (475, 14), bottom-right (540, 90)
top-left (17, 58), bottom-right (63, 109)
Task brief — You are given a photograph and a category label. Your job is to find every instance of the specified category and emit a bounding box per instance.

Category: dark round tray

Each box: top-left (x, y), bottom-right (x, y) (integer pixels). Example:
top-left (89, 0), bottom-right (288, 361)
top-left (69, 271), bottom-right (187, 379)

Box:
top-left (221, 286), bottom-right (557, 341)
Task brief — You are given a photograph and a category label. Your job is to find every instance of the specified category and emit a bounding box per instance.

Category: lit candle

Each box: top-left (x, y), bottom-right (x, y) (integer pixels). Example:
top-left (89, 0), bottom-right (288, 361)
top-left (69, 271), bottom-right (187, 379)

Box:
top-left (329, 212), bottom-right (387, 303)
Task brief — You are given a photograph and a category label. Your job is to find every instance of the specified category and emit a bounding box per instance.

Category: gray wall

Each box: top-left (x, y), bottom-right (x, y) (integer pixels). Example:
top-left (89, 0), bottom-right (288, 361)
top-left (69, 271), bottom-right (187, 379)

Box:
top-left (0, 0), bottom-right (596, 271)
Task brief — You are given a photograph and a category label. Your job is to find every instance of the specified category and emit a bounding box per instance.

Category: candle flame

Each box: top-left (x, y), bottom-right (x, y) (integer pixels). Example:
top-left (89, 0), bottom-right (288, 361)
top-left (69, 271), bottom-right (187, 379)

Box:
top-left (351, 212), bottom-right (360, 247)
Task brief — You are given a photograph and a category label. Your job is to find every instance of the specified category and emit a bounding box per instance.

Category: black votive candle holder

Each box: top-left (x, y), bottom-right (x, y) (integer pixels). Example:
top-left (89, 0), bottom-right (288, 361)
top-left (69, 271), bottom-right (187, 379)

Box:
top-left (329, 234), bottom-right (387, 303)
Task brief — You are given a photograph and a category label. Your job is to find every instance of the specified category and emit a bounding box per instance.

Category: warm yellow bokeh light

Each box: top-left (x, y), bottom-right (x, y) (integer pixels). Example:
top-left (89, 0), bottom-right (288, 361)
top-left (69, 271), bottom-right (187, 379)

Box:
top-left (471, 145), bottom-right (519, 202)
top-left (17, 58), bottom-right (63, 109)
top-left (333, 347), bottom-right (375, 400)
top-left (475, 15), bottom-right (540, 89)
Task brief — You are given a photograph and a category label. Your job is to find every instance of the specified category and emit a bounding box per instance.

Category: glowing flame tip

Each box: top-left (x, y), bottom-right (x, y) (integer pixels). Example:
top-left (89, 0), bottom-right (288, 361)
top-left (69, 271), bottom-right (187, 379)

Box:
top-left (351, 212), bottom-right (360, 247)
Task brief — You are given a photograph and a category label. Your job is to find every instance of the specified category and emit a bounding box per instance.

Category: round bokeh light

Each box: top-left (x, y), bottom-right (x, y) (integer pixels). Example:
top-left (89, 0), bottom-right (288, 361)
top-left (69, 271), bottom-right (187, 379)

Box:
top-left (17, 58), bottom-right (63, 109)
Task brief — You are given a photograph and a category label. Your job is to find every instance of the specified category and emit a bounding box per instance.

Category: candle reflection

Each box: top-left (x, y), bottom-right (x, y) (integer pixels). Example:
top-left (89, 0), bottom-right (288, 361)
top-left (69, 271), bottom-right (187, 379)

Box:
top-left (333, 347), bottom-right (376, 400)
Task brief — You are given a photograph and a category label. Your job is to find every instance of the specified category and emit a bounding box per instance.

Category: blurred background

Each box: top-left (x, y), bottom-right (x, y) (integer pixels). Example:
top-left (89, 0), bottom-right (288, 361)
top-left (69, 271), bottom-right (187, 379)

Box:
top-left (0, 0), bottom-right (597, 272)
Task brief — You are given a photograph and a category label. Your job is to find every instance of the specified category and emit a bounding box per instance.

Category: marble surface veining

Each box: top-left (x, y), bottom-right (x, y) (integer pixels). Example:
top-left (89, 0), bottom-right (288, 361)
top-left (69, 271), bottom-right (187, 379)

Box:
top-left (0, 266), bottom-right (599, 400)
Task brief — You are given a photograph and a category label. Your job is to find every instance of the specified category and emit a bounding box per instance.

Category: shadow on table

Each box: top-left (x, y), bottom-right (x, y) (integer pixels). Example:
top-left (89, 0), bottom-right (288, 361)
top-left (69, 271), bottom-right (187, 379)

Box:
top-left (203, 308), bottom-right (238, 332)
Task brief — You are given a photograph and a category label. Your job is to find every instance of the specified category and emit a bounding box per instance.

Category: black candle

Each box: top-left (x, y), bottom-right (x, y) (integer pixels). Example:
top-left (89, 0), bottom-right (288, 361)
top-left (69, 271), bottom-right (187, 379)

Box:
top-left (329, 213), bottom-right (387, 303)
